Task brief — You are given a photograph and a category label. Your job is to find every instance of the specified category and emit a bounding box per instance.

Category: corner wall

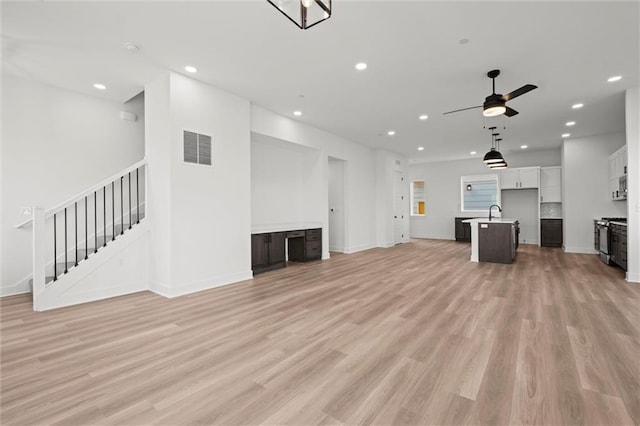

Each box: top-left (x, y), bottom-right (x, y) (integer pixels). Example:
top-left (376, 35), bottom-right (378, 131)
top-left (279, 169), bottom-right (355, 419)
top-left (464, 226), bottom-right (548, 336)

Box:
top-left (146, 72), bottom-right (252, 297)
top-left (625, 87), bottom-right (639, 282)
top-left (562, 133), bottom-right (627, 253)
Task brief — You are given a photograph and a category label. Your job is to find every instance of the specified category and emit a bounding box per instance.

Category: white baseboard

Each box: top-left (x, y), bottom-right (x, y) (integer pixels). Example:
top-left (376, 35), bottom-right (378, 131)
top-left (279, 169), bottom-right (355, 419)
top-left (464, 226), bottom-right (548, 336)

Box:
top-left (149, 270), bottom-right (254, 298)
top-left (376, 241), bottom-right (395, 249)
top-left (563, 246), bottom-right (598, 254)
top-left (409, 234), bottom-right (455, 240)
top-left (626, 272), bottom-right (640, 283)
top-left (0, 280), bottom-right (31, 297)
top-left (344, 243), bottom-right (377, 254)
top-left (329, 245), bottom-right (345, 253)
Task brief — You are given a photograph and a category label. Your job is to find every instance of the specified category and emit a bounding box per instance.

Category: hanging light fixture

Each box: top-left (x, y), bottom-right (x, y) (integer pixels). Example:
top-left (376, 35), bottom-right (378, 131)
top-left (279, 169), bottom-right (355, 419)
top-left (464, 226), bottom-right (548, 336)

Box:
top-left (266, 0), bottom-right (332, 30)
top-left (487, 137), bottom-right (508, 169)
top-left (483, 127), bottom-right (505, 165)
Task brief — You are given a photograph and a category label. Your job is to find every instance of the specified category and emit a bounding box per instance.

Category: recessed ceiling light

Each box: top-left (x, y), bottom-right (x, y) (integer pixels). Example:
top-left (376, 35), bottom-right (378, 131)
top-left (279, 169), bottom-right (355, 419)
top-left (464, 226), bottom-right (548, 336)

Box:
top-left (562, 133), bottom-right (571, 138)
top-left (607, 75), bottom-right (622, 82)
top-left (419, 114), bottom-right (429, 120)
top-left (470, 151), bottom-right (477, 155)
top-left (459, 38), bottom-right (470, 45)
top-left (93, 83), bottom-right (106, 90)
top-left (520, 145), bottom-right (528, 149)
top-left (293, 111), bottom-right (302, 116)
top-left (387, 130), bottom-right (396, 136)
top-left (566, 121), bottom-right (576, 126)
top-left (572, 103), bottom-right (584, 109)
top-left (355, 62), bottom-right (367, 71)
top-left (124, 42), bottom-right (139, 52)
top-left (418, 146), bottom-right (424, 151)
top-left (184, 65), bottom-right (197, 73)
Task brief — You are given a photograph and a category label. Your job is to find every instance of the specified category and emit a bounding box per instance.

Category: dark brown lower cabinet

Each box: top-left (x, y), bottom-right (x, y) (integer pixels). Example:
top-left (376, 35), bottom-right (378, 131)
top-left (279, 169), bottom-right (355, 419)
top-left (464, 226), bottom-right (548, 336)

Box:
top-left (252, 228), bottom-right (322, 275)
top-left (288, 228), bottom-right (322, 262)
top-left (609, 223), bottom-right (627, 271)
top-left (251, 232), bottom-right (286, 275)
top-left (455, 218), bottom-right (473, 242)
top-left (541, 219), bottom-right (563, 247)
top-left (478, 222), bottom-right (516, 264)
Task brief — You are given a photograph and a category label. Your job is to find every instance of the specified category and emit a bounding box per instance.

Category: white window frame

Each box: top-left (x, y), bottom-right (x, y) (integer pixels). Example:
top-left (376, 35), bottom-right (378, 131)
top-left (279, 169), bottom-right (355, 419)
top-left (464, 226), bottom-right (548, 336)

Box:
top-left (460, 174), bottom-right (501, 214)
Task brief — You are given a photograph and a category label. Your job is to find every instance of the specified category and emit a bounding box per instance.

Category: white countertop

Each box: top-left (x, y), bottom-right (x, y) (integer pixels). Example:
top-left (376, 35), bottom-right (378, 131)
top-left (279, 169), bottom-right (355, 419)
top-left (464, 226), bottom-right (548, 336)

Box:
top-left (251, 222), bottom-right (323, 234)
top-left (462, 218), bottom-right (518, 224)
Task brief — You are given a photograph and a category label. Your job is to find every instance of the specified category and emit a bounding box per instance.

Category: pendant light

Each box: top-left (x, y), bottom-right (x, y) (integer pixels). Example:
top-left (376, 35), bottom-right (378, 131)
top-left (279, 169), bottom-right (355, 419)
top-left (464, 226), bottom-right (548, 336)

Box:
top-left (266, 0), bottom-right (332, 30)
top-left (487, 137), bottom-right (508, 169)
top-left (483, 128), bottom-right (505, 164)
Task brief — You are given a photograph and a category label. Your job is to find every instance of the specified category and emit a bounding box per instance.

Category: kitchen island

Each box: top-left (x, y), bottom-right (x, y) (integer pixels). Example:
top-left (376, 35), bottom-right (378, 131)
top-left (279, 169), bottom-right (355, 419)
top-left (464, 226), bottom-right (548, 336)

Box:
top-left (462, 218), bottom-right (520, 264)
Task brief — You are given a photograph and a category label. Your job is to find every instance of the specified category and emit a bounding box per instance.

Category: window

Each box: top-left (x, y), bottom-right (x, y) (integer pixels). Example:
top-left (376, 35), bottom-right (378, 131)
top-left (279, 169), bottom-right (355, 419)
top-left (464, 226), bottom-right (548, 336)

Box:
top-left (411, 180), bottom-right (425, 216)
top-left (184, 130), bottom-right (212, 166)
top-left (461, 174), bottom-right (500, 213)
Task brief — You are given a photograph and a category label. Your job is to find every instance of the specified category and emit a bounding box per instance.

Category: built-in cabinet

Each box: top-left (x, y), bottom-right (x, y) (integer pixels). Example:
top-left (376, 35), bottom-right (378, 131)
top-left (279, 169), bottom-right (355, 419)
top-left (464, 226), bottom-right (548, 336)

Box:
top-left (609, 146), bottom-right (628, 201)
top-left (501, 167), bottom-right (539, 189)
top-left (540, 166), bottom-right (562, 203)
top-left (540, 219), bottom-right (563, 247)
top-left (609, 223), bottom-right (627, 271)
top-left (251, 228), bottom-right (322, 275)
top-left (454, 217), bottom-right (473, 242)
top-left (251, 232), bottom-right (286, 275)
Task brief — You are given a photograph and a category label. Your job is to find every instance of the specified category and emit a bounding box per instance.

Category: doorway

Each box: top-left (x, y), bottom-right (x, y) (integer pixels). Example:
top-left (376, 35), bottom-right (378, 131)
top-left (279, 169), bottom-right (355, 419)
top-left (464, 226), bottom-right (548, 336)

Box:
top-left (328, 157), bottom-right (346, 252)
top-left (393, 170), bottom-right (405, 244)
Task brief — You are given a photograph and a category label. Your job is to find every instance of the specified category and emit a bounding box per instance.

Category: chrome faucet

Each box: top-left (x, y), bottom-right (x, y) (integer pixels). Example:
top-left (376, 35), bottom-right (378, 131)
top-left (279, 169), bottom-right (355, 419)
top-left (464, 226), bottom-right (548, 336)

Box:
top-left (489, 204), bottom-right (502, 221)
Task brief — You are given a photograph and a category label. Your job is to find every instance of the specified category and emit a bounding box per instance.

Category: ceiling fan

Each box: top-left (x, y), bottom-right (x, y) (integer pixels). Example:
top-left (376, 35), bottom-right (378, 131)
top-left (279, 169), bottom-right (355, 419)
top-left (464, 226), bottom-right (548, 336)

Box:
top-left (443, 69), bottom-right (537, 118)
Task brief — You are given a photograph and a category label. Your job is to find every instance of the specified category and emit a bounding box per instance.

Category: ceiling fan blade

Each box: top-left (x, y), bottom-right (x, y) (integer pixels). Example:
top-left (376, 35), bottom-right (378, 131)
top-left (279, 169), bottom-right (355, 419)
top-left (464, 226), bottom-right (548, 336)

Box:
top-left (442, 105), bottom-right (482, 115)
top-left (502, 84), bottom-right (537, 102)
top-left (504, 106), bottom-right (519, 117)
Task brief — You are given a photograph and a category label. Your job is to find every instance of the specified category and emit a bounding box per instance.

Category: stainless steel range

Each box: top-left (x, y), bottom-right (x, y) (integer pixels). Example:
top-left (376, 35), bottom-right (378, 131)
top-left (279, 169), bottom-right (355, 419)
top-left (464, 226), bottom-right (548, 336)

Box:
top-left (595, 217), bottom-right (627, 264)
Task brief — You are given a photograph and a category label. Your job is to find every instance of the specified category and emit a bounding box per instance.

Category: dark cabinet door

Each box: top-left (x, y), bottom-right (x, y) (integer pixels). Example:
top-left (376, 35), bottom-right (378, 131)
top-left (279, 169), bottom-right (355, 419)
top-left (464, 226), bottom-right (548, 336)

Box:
top-left (251, 234), bottom-right (269, 269)
top-left (455, 218), bottom-right (472, 242)
top-left (541, 219), bottom-right (563, 247)
top-left (269, 232), bottom-right (286, 265)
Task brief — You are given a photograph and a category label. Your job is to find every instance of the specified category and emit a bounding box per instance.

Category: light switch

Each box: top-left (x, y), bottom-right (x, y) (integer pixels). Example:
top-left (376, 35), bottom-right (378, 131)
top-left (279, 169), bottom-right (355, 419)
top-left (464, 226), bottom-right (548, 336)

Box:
top-left (481, 224), bottom-right (489, 228)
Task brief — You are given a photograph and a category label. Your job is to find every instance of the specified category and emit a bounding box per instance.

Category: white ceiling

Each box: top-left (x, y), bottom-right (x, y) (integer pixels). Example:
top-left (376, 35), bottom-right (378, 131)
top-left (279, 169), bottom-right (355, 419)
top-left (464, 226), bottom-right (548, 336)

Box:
top-left (2, 1), bottom-right (638, 162)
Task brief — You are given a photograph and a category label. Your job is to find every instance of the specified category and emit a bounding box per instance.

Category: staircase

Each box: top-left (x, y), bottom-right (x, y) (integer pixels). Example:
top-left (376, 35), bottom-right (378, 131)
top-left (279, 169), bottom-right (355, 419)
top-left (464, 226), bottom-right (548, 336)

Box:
top-left (18, 160), bottom-right (147, 311)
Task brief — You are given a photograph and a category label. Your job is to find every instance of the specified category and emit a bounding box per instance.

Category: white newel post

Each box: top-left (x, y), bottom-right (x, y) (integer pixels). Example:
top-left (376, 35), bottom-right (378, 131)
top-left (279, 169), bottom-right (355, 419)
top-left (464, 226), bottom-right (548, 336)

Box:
top-left (32, 207), bottom-right (46, 311)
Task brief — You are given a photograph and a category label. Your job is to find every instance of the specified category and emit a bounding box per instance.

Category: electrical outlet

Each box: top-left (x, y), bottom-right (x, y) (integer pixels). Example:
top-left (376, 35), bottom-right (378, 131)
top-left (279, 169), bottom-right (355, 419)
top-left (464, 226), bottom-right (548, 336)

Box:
top-left (21, 207), bottom-right (32, 216)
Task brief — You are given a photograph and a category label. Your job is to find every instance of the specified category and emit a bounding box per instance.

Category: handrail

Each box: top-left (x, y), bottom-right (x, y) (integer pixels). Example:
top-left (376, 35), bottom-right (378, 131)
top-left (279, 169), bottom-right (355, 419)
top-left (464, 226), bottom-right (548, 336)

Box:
top-left (16, 158), bottom-right (146, 229)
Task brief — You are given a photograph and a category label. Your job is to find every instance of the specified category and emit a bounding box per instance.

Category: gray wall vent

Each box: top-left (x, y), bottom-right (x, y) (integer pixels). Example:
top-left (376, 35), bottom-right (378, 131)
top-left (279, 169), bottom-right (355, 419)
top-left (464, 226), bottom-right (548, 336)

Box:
top-left (184, 130), bottom-right (212, 166)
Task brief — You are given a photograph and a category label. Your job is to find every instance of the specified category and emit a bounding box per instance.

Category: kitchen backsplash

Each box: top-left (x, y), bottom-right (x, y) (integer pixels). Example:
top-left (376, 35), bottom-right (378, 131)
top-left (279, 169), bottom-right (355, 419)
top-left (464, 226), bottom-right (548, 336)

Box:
top-left (541, 202), bottom-right (563, 218)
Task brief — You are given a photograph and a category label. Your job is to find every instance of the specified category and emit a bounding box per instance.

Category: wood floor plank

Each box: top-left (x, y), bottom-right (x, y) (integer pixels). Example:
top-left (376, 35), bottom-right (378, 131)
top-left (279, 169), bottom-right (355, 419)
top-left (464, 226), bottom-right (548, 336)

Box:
top-left (1, 240), bottom-right (638, 425)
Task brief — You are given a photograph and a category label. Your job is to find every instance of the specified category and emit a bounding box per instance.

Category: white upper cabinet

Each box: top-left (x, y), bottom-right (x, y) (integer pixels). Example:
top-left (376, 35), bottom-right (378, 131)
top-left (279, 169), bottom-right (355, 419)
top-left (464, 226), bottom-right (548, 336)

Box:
top-left (501, 167), bottom-right (539, 189)
top-left (540, 166), bottom-right (562, 203)
top-left (609, 146), bottom-right (628, 178)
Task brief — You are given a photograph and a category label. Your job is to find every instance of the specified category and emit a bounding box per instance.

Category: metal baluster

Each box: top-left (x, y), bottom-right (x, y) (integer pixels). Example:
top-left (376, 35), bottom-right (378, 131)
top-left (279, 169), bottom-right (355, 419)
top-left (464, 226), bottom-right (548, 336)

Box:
top-left (94, 191), bottom-right (98, 253)
top-left (74, 202), bottom-right (78, 267)
top-left (64, 208), bottom-right (68, 274)
top-left (53, 213), bottom-right (57, 281)
top-left (103, 187), bottom-right (107, 247)
top-left (128, 172), bottom-right (132, 230)
top-left (85, 196), bottom-right (88, 260)
top-left (120, 177), bottom-right (124, 235)
top-left (136, 168), bottom-right (140, 224)
top-left (112, 181), bottom-right (115, 241)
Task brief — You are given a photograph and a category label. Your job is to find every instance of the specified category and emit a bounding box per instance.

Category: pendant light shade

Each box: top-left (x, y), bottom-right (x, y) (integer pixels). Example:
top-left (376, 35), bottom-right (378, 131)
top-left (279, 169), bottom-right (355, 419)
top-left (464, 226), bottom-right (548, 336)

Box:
top-left (267, 0), bottom-right (332, 30)
top-left (483, 148), bottom-right (504, 163)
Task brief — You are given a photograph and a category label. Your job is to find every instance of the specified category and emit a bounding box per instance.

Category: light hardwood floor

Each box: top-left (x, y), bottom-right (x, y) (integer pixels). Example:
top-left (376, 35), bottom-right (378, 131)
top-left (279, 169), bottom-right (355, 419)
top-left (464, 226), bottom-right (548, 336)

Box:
top-left (1, 239), bottom-right (638, 425)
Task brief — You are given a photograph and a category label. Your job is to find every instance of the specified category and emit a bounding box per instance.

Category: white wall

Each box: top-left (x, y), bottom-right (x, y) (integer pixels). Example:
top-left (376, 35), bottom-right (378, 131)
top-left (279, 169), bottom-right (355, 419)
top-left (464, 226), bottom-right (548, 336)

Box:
top-left (409, 149), bottom-right (560, 239)
top-left (251, 105), bottom-right (385, 254)
top-left (1, 73), bottom-right (144, 295)
top-left (251, 134), bottom-right (324, 232)
top-left (625, 87), bottom-right (639, 282)
top-left (146, 72), bottom-right (252, 297)
top-left (562, 133), bottom-right (627, 253)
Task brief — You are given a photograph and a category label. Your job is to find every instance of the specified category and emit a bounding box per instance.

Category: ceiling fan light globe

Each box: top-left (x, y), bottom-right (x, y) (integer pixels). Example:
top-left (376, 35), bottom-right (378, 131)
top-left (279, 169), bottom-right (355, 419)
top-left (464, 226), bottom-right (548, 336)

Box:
top-left (483, 105), bottom-right (507, 117)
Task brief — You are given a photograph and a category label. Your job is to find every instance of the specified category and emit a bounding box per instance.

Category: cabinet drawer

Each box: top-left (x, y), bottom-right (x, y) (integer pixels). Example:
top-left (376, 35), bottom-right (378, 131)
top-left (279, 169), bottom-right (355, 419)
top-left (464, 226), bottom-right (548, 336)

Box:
top-left (286, 230), bottom-right (305, 238)
top-left (306, 244), bottom-right (322, 259)
top-left (306, 228), bottom-right (322, 241)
